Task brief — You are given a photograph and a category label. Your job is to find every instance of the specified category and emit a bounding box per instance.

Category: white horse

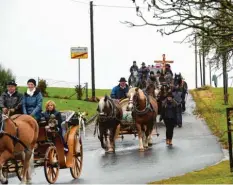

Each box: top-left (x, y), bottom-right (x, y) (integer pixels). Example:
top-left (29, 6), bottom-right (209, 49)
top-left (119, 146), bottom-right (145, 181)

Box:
top-left (129, 70), bottom-right (139, 87)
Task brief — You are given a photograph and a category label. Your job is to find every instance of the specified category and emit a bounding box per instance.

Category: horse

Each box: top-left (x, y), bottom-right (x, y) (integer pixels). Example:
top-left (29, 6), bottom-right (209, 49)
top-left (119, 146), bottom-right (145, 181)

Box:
top-left (174, 73), bottom-right (188, 112)
top-left (126, 87), bottom-right (158, 151)
top-left (0, 113), bottom-right (39, 184)
top-left (138, 74), bottom-right (148, 89)
top-left (96, 95), bottom-right (122, 153)
top-left (129, 70), bottom-right (139, 88)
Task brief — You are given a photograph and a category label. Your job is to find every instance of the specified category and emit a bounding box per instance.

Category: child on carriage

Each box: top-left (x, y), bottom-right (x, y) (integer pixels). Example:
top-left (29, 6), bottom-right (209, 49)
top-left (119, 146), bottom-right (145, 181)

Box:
top-left (41, 100), bottom-right (69, 152)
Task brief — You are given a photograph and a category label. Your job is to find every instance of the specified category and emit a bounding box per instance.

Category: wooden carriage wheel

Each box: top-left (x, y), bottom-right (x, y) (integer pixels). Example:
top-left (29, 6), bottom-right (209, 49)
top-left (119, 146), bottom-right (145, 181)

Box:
top-left (15, 159), bottom-right (24, 181)
top-left (44, 146), bottom-right (60, 184)
top-left (70, 134), bottom-right (83, 179)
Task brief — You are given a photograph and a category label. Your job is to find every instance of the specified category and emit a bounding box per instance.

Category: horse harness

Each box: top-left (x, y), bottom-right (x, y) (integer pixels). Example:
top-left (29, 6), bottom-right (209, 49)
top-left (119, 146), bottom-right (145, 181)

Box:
top-left (0, 114), bottom-right (30, 152)
top-left (130, 90), bottom-right (154, 116)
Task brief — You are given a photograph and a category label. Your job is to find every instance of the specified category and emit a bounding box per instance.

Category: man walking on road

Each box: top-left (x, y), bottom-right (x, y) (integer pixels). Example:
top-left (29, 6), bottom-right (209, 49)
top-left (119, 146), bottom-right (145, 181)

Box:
top-left (160, 92), bottom-right (178, 146)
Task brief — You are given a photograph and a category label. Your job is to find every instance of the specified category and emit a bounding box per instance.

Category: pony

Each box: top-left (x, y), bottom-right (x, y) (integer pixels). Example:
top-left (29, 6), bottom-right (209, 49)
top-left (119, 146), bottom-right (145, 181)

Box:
top-left (126, 87), bottom-right (158, 151)
top-left (174, 73), bottom-right (188, 112)
top-left (96, 95), bottom-right (122, 153)
top-left (0, 114), bottom-right (39, 184)
top-left (129, 70), bottom-right (139, 88)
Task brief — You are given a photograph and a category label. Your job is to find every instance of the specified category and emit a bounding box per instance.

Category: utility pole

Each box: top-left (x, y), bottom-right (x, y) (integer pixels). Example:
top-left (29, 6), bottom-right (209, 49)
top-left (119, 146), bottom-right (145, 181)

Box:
top-left (195, 34), bottom-right (198, 88)
top-left (201, 0), bottom-right (206, 86)
top-left (90, 1), bottom-right (96, 99)
top-left (209, 62), bottom-right (212, 86)
top-left (199, 50), bottom-right (203, 86)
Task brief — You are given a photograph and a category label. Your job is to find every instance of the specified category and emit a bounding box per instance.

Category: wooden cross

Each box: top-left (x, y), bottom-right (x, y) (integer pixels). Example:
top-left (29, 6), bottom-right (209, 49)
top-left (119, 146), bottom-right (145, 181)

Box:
top-left (154, 54), bottom-right (174, 74)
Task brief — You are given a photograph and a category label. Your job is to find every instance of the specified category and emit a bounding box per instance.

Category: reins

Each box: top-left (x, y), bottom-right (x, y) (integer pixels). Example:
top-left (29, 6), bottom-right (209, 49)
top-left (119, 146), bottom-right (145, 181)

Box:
top-left (0, 114), bottom-right (30, 152)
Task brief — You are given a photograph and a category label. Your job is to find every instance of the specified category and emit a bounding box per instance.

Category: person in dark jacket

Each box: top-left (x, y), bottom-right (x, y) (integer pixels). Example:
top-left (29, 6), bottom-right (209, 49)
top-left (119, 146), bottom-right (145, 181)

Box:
top-left (172, 86), bottom-right (183, 127)
top-left (110, 77), bottom-right (129, 100)
top-left (160, 92), bottom-right (178, 146)
top-left (128, 61), bottom-right (139, 85)
top-left (165, 64), bottom-right (173, 77)
top-left (22, 79), bottom-right (43, 121)
top-left (41, 100), bottom-right (68, 151)
top-left (0, 80), bottom-right (23, 116)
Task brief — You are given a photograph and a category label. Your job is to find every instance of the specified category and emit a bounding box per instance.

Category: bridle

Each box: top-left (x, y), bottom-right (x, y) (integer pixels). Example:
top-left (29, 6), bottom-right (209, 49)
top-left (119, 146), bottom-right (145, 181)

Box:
top-left (128, 91), bottom-right (152, 116)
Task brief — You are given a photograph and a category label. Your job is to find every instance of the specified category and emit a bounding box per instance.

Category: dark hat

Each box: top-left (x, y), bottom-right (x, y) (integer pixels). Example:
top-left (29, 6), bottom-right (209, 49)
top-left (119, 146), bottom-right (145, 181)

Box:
top-left (167, 92), bottom-right (173, 98)
top-left (7, 80), bottom-right (17, 86)
top-left (165, 64), bottom-right (171, 67)
top-left (150, 71), bottom-right (154, 75)
top-left (133, 61), bottom-right (136, 63)
top-left (157, 70), bottom-right (161, 74)
top-left (119, 77), bottom-right (127, 82)
top-left (27, 78), bottom-right (36, 86)
top-left (141, 62), bottom-right (145, 65)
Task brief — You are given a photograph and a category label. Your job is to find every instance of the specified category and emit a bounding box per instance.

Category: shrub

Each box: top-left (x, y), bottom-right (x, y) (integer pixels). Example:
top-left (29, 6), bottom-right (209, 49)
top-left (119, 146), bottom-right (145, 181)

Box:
top-left (75, 85), bottom-right (83, 100)
top-left (0, 64), bottom-right (15, 94)
top-left (38, 79), bottom-right (48, 97)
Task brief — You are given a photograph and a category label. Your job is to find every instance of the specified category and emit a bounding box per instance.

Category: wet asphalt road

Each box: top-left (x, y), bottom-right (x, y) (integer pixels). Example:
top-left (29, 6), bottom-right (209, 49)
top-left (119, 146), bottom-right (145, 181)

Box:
top-left (9, 94), bottom-right (224, 184)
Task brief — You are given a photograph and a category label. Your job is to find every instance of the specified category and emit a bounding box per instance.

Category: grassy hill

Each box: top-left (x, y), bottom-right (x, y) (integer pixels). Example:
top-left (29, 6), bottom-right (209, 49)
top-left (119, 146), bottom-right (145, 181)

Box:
top-left (17, 87), bottom-right (111, 118)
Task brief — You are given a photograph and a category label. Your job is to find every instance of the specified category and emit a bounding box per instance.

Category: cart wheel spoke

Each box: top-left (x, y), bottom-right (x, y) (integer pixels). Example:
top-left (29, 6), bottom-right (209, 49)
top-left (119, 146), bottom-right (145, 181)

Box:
top-left (44, 146), bottom-right (59, 184)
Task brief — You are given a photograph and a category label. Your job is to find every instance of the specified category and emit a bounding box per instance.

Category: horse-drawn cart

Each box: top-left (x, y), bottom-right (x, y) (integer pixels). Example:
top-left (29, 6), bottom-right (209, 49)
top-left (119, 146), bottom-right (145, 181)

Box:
top-left (2, 110), bottom-right (83, 184)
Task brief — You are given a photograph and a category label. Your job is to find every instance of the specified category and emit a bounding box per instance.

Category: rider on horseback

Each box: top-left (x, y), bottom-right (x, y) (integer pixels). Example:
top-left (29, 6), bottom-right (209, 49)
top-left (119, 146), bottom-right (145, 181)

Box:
top-left (145, 71), bottom-right (160, 98)
top-left (110, 77), bottom-right (129, 100)
top-left (0, 80), bottom-right (23, 116)
top-left (165, 64), bottom-right (173, 77)
top-left (128, 61), bottom-right (139, 86)
top-left (139, 62), bottom-right (150, 86)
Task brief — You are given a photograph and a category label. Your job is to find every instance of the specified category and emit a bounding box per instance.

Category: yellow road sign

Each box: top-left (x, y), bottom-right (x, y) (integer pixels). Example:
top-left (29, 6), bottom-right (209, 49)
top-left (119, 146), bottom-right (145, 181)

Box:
top-left (71, 47), bottom-right (88, 59)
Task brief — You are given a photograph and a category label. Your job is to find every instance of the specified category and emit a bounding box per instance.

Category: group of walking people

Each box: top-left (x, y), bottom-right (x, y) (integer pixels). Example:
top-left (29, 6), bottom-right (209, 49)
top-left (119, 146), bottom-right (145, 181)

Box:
top-left (0, 79), bottom-right (68, 151)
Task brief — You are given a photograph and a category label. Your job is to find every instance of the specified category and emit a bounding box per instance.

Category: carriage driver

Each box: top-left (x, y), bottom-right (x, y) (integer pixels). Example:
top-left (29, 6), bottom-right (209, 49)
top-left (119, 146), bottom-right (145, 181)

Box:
top-left (0, 80), bottom-right (23, 116)
top-left (110, 77), bottom-right (129, 100)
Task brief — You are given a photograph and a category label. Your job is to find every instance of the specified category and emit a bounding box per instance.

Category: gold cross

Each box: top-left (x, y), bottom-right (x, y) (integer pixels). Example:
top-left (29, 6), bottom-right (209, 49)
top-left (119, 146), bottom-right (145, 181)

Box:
top-left (154, 54), bottom-right (174, 74)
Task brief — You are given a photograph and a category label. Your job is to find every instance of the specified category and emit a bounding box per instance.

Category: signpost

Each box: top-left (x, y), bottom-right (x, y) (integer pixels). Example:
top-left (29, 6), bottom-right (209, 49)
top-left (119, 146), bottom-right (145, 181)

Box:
top-left (226, 108), bottom-right (233, 172)
top-left (71, 47), bottom-right (88, 92)
top-left (154, 54), bottom-right (174, 74)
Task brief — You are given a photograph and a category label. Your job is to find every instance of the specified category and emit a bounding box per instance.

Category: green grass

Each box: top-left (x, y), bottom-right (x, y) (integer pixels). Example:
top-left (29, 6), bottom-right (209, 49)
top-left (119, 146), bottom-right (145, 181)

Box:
top-left (150, 87), bottom-right (233, 184)
top-left (190, 87), bottom-right (233, 148)
top-left (18, 86), bottom-right (111, 100)
top-left (17, 87), bottom-right (111, 119)
top-left (149, 161), bottom-right (233, 184)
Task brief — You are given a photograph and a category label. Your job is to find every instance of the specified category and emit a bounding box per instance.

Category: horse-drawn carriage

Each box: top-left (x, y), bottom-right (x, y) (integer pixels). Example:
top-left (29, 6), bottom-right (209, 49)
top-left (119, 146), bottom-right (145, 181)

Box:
top-left (1, 110), bottom-right (83, 184)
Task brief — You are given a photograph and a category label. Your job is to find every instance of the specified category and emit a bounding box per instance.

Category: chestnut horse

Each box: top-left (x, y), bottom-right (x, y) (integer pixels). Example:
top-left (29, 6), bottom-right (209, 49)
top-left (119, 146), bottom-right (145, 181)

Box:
top-left (127, 87), bottom-right (158, 151)
top-left (96, 95), bottom-right (122, 153)
top-left (0, 114), bottom-right (39, 184)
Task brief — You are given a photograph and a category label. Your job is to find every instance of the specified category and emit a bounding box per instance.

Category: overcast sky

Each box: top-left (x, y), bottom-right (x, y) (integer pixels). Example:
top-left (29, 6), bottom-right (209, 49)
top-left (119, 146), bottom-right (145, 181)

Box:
top-left (0, 0), bottom-right (228, 89)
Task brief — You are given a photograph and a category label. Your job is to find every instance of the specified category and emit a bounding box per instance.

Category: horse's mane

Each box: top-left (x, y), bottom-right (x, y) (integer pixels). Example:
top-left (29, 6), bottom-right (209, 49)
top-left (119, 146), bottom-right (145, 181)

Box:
top-left (127, 87), bottom-right (145, 100)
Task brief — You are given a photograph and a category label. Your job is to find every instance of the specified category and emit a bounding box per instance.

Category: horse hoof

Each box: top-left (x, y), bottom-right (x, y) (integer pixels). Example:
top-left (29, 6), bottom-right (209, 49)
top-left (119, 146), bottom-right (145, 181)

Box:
top-left (2, 180), bottom-right (8, 184)
top-left (139, 148), bottom-right (144, 152)
top-left (156, 134), bottom-right (160, 137)
top-left (148, 143), bottom-right (153, 147)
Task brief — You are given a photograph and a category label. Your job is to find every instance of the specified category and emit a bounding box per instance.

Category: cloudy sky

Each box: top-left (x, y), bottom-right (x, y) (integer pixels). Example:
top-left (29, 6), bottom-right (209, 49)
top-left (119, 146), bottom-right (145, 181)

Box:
top-left (0, 0), bottom-right (227, 89)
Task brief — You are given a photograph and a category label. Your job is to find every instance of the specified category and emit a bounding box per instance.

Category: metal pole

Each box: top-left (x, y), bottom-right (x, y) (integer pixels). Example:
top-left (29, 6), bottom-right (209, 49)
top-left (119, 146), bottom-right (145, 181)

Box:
top-left (199, 50), bottom-right (203, 86)
top-left (209, 62), bottom-right (212, 86)
top-left (86, 82), bottom-right (88, 100)
top-left (195, 34), bottom-right (198, 88)
top-left (79, 58), bottom-right (80, 88)
top-left (90, 1), bottom-right (96, 99)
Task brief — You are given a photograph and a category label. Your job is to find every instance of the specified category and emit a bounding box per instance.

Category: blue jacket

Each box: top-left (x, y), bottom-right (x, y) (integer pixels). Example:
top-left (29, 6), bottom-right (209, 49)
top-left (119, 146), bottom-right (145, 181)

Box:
top-left (22, 88), bottom-right (43, 120)
top-left (110, 84), bottom-right (129, 100)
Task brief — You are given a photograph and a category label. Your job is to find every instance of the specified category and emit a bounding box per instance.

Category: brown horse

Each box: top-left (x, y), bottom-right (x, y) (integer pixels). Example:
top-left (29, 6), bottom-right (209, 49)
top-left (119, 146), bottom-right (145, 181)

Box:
top-left (96, 95), bottom-right (122, 153)
top-left (0, 114), bottom-right (39, 184)
top-left (126, 87), bottom-right (158, 151)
